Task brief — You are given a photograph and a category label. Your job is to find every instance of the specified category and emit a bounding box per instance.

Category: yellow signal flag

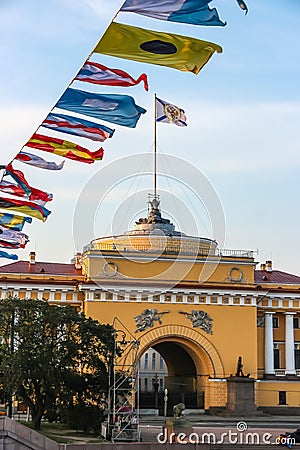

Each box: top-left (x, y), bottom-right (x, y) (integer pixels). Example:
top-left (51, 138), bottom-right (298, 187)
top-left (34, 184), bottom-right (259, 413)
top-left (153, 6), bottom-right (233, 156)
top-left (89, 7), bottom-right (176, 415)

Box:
top-left (94, 22), bottom-right (222, 75)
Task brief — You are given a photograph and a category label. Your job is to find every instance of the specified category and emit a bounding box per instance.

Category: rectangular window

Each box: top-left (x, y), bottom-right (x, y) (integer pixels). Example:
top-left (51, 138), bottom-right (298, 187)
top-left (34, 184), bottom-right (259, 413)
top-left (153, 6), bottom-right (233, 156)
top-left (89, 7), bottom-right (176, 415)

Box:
top-left (164, 294), bottom-right (172, 302)
top-left (160, 356), bottom-right (164, 370)
top-left (279, 391), bottom-right (287, 405)
top-left (159, 378), bottom-right (163, 391)
top-left (273, 317), bottom-right (279, 328)
top-left (105, 292), bottom-right (113, 300)
top-left (144, 378), bottom-right (148, 393)
top-left (144, 353), bottom-right (148, 370)
top-left (187, 296), bottom-right (194, 303)
top-left (274, 349), bottom-right (280, 369)
top-left (152, 353), bottom-right (156, 370)
top-left (294, 318), bottom-right (299, 329)
top-left (153, 295), bottom-right (160, 302)
top-left (295, 349), bottom-right (300, 369)
top-left (176, 295), bottom-right (183, 302)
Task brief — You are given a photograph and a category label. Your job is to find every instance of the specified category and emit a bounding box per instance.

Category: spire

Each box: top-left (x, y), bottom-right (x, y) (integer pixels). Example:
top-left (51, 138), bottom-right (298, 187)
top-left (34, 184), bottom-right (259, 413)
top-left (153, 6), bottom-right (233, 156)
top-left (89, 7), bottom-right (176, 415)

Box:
top-left (132, 196), bottom-right (178, 236)
top-left (147, 198), bottom-right (163, 224)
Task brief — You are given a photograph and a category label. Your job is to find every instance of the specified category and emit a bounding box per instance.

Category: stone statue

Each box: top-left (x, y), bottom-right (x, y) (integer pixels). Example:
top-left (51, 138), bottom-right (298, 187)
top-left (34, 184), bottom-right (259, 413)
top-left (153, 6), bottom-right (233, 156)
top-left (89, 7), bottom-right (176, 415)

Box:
top-left (165, 402), bottom-right (192, 438)
top-left (173, 403), bottom-right (185, 419)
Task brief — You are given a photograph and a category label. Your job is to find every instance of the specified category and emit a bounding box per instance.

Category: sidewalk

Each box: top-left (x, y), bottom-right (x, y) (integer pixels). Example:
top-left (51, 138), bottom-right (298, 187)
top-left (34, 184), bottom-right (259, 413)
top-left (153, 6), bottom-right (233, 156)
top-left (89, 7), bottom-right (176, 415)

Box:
top-left (139, 413), bottom-right (300, 427)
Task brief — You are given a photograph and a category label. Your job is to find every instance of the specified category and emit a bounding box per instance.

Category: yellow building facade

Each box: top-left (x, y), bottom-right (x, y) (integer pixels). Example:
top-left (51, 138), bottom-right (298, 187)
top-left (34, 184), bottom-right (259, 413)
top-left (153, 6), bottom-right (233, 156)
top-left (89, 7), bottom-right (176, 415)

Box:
top-left (1, 199), bottom-right (300, 413)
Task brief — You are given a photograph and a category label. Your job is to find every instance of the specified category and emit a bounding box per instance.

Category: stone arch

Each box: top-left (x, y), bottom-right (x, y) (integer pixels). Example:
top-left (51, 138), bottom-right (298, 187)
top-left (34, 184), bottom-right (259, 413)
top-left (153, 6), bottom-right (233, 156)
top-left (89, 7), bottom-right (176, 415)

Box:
top-left (137, 324), bottom-right (224, 379)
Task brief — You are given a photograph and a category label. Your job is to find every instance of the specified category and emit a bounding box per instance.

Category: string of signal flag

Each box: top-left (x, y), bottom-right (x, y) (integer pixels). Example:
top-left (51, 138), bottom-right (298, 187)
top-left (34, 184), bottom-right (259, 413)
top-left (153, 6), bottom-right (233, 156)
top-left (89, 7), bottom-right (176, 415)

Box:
top-left (0, 0), bottom-right (248, 260)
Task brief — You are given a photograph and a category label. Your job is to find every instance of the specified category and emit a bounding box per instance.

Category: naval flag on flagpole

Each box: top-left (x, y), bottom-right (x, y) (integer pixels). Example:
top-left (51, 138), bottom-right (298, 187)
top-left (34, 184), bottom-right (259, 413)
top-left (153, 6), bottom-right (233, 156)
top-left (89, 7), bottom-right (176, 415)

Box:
top-left (155, 97), bottom-right (187, 127)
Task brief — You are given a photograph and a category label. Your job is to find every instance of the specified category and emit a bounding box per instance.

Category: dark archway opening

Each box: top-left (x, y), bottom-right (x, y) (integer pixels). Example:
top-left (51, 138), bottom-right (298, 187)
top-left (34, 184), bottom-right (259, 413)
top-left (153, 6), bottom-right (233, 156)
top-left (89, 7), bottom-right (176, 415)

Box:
top-left (138, 342), bottom-right (202, 415)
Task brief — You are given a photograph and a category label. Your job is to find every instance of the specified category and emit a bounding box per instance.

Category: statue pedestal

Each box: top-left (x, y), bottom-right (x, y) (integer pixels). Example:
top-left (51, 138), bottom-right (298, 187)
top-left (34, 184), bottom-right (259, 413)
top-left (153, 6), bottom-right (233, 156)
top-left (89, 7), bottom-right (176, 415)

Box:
top-left (164, 417), bottom-right (193, 443)
top-left (225, 376), bottom-right (257, 416)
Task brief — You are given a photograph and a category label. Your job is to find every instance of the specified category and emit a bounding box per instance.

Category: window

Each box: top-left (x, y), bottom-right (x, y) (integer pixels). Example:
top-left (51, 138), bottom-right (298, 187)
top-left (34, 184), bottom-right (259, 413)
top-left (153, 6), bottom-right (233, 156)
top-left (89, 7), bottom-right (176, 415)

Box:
top-left (160, 356), bottom-right (164, 370)
top-left (159, 379), bottom-right (163, 391)
top-left (144, 353), bottom-right (148, 370)
top-left (153, 295), bottom-right (160, 302)
top-left (279, 391), bottom-right (287, 405)
top-left (144, 378), bottom-right (148, 393)
top-left (274, 348), bottom-right (280, 369)
top-left (152, 353), bottom-right (156, 370)
top-left (164, 294), bottom-right (172, 302)
top-left (273, 317), bottom-right (279, 328)
top-left (294, 318), bottom-right (299, 329)
top-left (295, 349), bottom-right (300, 369)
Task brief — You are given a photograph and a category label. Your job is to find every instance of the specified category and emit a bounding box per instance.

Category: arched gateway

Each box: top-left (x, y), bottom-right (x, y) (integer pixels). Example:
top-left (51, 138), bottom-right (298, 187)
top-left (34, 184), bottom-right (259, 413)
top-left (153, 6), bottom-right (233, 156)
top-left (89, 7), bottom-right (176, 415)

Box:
top-left (138, 325), bottom-right (224, 409)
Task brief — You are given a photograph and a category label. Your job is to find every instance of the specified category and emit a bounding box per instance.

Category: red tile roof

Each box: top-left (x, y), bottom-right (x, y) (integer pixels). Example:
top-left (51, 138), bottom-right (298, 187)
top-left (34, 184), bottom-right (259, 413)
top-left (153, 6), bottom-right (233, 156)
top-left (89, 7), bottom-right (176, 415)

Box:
top-left (255, 270), bottom-right (300, 284)
top-left (0, 260), bottom-right (82, 276)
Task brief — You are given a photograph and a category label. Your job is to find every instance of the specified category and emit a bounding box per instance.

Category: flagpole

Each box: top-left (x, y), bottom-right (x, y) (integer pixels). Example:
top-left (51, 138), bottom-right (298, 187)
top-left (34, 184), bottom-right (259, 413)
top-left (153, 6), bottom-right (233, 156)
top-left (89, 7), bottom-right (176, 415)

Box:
top-left (154, 93), bottom-right (157, 200)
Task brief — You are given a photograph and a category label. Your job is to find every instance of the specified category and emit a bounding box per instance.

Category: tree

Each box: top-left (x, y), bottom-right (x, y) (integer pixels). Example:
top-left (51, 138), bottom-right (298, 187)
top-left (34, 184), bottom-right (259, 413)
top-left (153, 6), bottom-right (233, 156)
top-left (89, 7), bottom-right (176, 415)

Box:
top-left (0, 296), bottom-right (115, 430)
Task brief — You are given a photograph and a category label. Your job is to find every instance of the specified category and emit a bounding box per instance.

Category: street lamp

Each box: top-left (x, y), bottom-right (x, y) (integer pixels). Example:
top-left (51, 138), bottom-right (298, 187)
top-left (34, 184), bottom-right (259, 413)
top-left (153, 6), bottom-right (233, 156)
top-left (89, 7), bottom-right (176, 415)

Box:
top-left (7, 306), bottom-right (15, 418)
top-left (152, 373), bottom-right (159, 410)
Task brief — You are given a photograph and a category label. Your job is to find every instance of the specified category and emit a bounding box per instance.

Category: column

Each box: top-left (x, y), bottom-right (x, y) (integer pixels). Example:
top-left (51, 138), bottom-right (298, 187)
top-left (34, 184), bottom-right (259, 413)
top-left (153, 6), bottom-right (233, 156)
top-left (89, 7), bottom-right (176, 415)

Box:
top-left (264, 312), bottom-right (275, 375)
top-left (285, 312), bottom-right (296, 375)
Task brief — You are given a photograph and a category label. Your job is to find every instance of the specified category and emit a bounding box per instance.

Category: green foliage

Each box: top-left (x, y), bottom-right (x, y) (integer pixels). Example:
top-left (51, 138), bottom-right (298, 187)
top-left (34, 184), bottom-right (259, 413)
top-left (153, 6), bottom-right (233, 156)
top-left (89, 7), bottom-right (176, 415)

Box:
top-left (0, 296), bottom-right (115, 430)
top-left (61, 404), bottom-right (103, 433)
top-left (44, 408), bottom-right (58, 423)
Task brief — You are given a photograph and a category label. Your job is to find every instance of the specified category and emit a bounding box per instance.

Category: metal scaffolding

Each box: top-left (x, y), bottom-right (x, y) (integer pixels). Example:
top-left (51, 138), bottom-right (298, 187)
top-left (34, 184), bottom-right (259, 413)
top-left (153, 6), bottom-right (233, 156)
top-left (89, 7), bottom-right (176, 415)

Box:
top-left (106, 317), bottom-right (140, 442)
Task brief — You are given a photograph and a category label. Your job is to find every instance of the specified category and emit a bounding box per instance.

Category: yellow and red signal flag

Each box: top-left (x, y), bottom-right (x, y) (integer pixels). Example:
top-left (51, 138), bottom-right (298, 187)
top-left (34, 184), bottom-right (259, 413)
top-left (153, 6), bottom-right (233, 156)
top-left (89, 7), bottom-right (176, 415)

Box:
top-left (25, 134), bottom-right (104, 164)
top-left (0, 163), bottom-right (53, 205)
top-left (94, 22), bottom-right (222, 75)
top-left (0, 197), bottom-right (51, 222)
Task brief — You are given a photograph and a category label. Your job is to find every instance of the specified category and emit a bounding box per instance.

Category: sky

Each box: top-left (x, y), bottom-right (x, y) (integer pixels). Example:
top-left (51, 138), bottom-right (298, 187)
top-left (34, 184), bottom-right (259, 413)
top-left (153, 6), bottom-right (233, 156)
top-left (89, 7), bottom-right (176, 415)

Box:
top-left (0, 0), bottom-right (300, 274)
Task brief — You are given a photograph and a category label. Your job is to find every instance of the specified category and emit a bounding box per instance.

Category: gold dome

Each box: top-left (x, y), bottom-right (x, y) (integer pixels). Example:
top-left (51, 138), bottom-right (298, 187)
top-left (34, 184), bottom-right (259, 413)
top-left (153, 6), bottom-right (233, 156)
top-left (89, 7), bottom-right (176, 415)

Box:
top-left (87, 199), bottom-right (217, 257)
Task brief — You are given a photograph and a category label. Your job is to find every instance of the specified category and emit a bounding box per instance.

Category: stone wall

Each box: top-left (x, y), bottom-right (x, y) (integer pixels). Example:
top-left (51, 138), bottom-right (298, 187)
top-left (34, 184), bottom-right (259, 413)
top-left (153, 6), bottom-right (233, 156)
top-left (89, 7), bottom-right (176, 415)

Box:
top-left (0, 417), bottom-right (285, 450)
top-left (0, 417), bottom-right (58, 450)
